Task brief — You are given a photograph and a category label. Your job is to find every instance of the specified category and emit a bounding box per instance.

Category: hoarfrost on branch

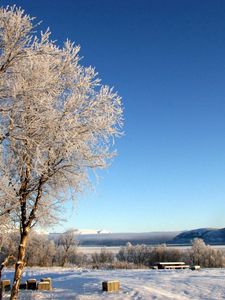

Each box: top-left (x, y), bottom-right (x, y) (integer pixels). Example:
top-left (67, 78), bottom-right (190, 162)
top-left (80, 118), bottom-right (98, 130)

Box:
top-left (0, 6), bottom-right (123, 227)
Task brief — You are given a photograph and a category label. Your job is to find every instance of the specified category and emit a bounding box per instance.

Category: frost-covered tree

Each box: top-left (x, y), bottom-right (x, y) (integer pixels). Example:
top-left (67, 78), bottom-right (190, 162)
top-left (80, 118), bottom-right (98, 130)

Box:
top-left (0, 6), bottom-right (123, 300)
top-left (56, 230), bottom-right (78, 266)
top-left (189, 238), bottom-right (225, 268)
top-left (25, 232), bottom-right (56, 267)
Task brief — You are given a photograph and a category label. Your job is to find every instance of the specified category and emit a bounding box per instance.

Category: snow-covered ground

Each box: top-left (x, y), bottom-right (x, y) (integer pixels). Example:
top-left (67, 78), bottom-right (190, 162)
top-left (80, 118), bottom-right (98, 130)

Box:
top-left (2, 267), bottom-right (225, 299)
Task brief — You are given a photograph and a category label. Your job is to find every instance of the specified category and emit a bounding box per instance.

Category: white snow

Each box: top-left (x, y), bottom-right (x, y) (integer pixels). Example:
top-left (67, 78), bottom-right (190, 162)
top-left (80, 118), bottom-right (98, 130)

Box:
top-left (2, 267), bottom-right (225, 299)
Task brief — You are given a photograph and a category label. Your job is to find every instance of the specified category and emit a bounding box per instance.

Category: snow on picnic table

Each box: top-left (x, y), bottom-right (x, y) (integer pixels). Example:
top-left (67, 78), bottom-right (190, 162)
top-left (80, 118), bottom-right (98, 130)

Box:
top-left (2, 267), bottom-right (225, 299)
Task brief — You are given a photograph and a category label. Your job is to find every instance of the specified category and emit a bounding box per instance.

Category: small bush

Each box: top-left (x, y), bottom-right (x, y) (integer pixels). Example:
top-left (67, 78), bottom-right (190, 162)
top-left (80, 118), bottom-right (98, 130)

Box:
top-left (117, 243), bottom-right (183, 267)
top-left (91, 248), bottom-right (115, 264)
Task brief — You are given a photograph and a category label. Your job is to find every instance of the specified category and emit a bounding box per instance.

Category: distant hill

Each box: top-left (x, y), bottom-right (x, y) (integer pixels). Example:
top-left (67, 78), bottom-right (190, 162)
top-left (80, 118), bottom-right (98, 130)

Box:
top-left (170, 228), bottom-right (225, 245)
top-left (49, 228), bottom-right (225, 246)
top-left (49, 231), bottom-right (180, 246)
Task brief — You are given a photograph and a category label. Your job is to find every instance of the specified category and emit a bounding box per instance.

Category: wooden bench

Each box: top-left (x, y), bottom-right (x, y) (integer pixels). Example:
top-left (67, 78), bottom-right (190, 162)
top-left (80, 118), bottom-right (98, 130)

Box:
top-left (155, 262), bottom-right (190, 269)
top-left (163, 264), bottom-right (190, 269)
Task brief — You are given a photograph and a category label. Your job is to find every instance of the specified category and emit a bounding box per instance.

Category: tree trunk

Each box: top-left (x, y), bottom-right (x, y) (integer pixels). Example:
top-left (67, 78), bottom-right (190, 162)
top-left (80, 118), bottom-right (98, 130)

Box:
top-left (61, 254), bottom-right (67, 267)
top-left (10, 227), bottom-right (30, 300)
top-left (0, 265), bottom-right (3, 300)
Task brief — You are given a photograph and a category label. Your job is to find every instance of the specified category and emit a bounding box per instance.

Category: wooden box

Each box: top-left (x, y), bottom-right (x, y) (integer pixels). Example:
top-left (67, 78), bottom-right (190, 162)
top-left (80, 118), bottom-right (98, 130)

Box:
top-left (41, 277), bottom-right (52, 289)
top-left (1, 279), bottom-right (11, 291)
top-left (19, 282), bottom-right (27, 289)
top-left (102, 280), bottom-right (120, 292)
top-left (37, 281), bottom-right (51, 291)
top-left (27, 279), bottom-right (37, 290)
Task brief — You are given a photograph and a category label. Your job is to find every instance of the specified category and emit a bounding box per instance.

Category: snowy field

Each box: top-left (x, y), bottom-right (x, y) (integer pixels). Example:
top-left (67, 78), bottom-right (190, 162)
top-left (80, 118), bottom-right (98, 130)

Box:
top-left (2, 267), bottom-right (225, 299)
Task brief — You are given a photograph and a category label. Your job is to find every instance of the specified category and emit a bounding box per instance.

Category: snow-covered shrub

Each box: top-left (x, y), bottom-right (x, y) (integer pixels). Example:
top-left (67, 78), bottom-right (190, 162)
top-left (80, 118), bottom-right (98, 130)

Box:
top-left (117, 243), bottom-right (183, 267)
top-left (188, 238), bottom-right (225, 268)
top-left (91, 248), bottom-right (115, 265)
top-left (0, 231), bottom-right (19, 265)
top-left (26, 232), bottom-right (56, 266)
top-left (68, 251), bottom-right (89, 267)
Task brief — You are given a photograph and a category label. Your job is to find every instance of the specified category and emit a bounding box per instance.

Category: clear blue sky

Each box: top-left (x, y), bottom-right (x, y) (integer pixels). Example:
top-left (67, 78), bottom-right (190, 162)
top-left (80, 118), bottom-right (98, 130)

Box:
top-left (3, 0), bottom-right (225, 232)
